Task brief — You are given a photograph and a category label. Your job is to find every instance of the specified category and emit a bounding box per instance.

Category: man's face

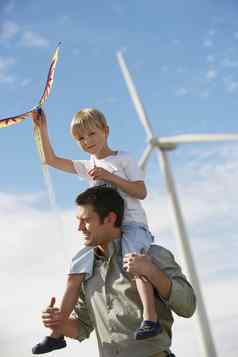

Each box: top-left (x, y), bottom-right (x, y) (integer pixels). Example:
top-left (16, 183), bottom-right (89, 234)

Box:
top-left (76, 204), bottom-right (113, 247)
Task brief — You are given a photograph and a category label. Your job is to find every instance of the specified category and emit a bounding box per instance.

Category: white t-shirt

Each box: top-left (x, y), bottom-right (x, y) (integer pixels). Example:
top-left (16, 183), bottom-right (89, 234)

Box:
top-left (73, 150), bottom-right (148, 225)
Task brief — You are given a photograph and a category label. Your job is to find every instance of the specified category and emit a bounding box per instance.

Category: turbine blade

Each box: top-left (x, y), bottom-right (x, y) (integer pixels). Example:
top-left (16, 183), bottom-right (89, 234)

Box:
top-left (159, 133), bottom-right (238, 146)
top-left (138, 144), bottom-right (154, 171)
top-left (117, 51), bottom-right (154, 140)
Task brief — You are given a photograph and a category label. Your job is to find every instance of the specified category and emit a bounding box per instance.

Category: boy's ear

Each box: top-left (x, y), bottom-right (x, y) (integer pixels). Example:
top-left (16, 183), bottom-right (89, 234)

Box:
top-left (105, 126), bottom-right (109, 137)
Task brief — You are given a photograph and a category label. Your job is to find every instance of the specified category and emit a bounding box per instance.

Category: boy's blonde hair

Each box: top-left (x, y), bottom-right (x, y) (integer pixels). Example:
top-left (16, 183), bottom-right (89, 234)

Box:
top-left (70, 108), bottom-right (108, 139)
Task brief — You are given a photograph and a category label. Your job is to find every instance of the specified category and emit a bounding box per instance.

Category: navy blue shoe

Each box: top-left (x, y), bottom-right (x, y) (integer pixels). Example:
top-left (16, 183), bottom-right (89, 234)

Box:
top-left (32, 336), bottom-right (66, 354)
top-left (135, 320), bottom-right (161, 340)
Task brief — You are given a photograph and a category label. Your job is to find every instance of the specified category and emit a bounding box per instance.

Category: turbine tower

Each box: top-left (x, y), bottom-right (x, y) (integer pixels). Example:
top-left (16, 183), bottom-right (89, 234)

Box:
top-left (117, 51), bottom-right (238, 357)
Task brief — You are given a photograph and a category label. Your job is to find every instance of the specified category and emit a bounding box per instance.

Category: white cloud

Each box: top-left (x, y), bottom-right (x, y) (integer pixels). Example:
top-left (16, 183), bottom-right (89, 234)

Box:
top-left (226, 81), bottom-right (238, 93)
top-left (207, 54), bottom-right (215, 63)
top-left (20, 31), bottom-right (50, 48)
top-left (0, 56), bottom-right (16, 84)
top-left (0, 56), bottom-right (15, 71)
top-left (20, 78), bottom-right (32, 87)
top-left (0, 20), bottom-right (19, 40)
top-left (200, 89), bottom-right (209, 98)
top-left (208, 29), bottom-right (216, 37)
top-left (111, 2), bottom-right (125, 17)
top-left (172, 39), bottom-right (181, 46)
top-left (203, 39), bottom-right (213, 47)
top-left (223, 76), bottom-right (238, 93)
top-left (207, 68), bottom-right (217, 80)
top-left (72, 47), bottom-right (81, 56)
top-left (95, 97), bottom-right (118, 106)
top-left (175, 87), bottom-right (188, 96)
top-left (0, 72), bottom-right (15, 83)
top-left (58, 15), bottom-right (71, 24)
top-left (176, 66), bottom-right (186, 73)
top-left (222, 58), bottom-right (238, 68)
top-left (160, 65), bottom-right (169, 72)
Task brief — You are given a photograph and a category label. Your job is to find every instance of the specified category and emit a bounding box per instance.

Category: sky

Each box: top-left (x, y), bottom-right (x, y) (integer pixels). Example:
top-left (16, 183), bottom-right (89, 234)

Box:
top-left (0, 0), bottom-right (238, 356)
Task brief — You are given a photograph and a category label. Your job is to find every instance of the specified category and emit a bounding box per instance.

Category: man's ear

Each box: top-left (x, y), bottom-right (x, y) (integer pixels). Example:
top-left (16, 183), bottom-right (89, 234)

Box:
top-left (105, 211), bottom-right (117, 225)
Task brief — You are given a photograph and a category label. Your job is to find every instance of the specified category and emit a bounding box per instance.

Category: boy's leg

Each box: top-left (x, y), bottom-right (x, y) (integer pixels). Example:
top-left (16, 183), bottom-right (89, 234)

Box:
top-left (121, 224), bottom-right (160, 339)
top-left (135, 277), bottom-right (157, 321)
top-left (134, 277), bottom-right (161, 340)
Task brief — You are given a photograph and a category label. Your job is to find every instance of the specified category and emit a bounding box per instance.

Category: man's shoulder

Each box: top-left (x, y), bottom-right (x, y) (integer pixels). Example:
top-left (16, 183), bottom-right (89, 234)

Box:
top-left (147, 244), bottom-right (175, 263)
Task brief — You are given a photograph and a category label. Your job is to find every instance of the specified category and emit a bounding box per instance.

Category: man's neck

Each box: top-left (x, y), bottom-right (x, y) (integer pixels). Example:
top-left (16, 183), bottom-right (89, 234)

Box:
top-left (97, 228), bottom-right (121, 257)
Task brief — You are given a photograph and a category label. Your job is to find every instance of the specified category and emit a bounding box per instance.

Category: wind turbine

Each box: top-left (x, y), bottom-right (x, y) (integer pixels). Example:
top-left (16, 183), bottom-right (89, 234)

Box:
top-left (117, 51), bottom-right (238, 357)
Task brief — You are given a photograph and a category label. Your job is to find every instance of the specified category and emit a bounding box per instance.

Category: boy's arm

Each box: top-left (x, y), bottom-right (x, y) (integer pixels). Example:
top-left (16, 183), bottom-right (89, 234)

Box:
top-left (108, 175), bottom-right (147, 199)
top-left (32, 110), bottom-right (76, 174)
top-left (89, 167), bottom-right (146, 199)
top-left (88, 152), bottom-right (147, 199)
top-left (111, 152), bottom-right (147, 199)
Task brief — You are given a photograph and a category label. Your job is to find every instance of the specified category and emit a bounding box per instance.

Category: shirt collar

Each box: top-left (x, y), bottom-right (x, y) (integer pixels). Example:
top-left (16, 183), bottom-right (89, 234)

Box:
top-left (93, 238), bottom-right (122, 261)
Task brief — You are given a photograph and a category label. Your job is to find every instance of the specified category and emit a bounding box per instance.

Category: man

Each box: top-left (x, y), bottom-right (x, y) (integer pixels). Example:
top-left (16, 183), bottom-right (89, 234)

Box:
top-left (40, 186), bottom-right (196, 357)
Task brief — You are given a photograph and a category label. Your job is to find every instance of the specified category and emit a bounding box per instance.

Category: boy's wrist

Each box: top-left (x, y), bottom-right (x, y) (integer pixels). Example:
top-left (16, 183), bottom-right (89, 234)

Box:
top-left (145, 259), bottom-right (159, 281)
top-left (107, 172), bottom-right (118, 184)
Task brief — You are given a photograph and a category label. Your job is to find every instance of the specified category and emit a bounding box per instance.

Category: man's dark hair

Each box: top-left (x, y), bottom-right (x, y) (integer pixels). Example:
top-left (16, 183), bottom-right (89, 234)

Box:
top-left (75, 186), bottom-right (124, 227)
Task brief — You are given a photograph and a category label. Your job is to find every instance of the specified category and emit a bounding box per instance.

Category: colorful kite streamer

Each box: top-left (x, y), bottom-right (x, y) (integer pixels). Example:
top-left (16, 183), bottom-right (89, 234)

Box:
top-left (0, 42), bottom-right (60, 163)
top-left (0, 42), bottom-right (61, 131)
top-left (0, 42), bottom-right (66, 257)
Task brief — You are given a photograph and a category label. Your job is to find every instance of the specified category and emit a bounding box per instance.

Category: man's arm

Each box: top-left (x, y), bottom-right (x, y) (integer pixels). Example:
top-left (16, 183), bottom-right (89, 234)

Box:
top-left (123, 246), bottom-right (196, 318)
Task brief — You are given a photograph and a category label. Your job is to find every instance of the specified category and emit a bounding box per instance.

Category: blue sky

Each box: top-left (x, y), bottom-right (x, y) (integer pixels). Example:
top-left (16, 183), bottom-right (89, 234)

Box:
top-left (1, 1), bottom-right (238, 356)
top-left (1, 0), bottom-right (238, 201)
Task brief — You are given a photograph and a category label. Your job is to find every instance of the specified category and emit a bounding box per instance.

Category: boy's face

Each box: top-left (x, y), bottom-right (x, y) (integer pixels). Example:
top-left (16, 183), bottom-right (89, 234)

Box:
top-left (77, 126), bottom-right (108, 155)
top-left (76, 204), bottom-right (115, 247)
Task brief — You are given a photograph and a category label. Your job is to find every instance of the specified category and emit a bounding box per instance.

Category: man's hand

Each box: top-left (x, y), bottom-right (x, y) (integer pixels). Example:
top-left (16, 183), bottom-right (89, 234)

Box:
top-left (88, 166), bottom-right (113, 181)
top-left (123, 253), bottom-right (153, 277)
top-left (42, 297), bottom-right (63, 330)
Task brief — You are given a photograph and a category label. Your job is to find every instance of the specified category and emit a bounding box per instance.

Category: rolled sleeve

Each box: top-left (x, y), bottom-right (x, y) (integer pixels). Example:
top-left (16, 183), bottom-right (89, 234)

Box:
top-left (70, 293), bottom-right (94, 342)
top-left (166, 277), bottom-right (196, 317)
top-left (149, 245), bottom-right (196, 318)
top-left (122, 152), bottom-right (145, 181)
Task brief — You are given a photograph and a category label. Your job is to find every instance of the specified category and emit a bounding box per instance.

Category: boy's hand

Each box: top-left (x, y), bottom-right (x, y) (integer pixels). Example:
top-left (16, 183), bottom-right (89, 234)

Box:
top-left (88, 166), bottom-right (113, 181)
top-left (32, 108), bottom-right (47, 128)
top-left (123, 253), bottom-right (153, 277)
top-left (41, 297), bottom-right (63, 330)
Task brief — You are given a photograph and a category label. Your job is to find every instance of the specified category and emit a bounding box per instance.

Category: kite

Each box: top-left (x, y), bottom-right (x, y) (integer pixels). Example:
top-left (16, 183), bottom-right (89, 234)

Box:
top-left (0, 42), bottom-right (61, 162)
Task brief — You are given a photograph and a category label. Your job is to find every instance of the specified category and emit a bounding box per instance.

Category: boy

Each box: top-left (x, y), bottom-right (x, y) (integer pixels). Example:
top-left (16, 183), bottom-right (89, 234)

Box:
top-left (32, 109), bottom-right (161, 354)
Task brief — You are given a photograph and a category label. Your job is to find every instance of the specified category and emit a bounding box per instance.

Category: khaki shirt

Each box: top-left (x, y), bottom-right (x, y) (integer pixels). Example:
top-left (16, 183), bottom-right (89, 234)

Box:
top-left (72, 240), bottom-right (196, 357)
